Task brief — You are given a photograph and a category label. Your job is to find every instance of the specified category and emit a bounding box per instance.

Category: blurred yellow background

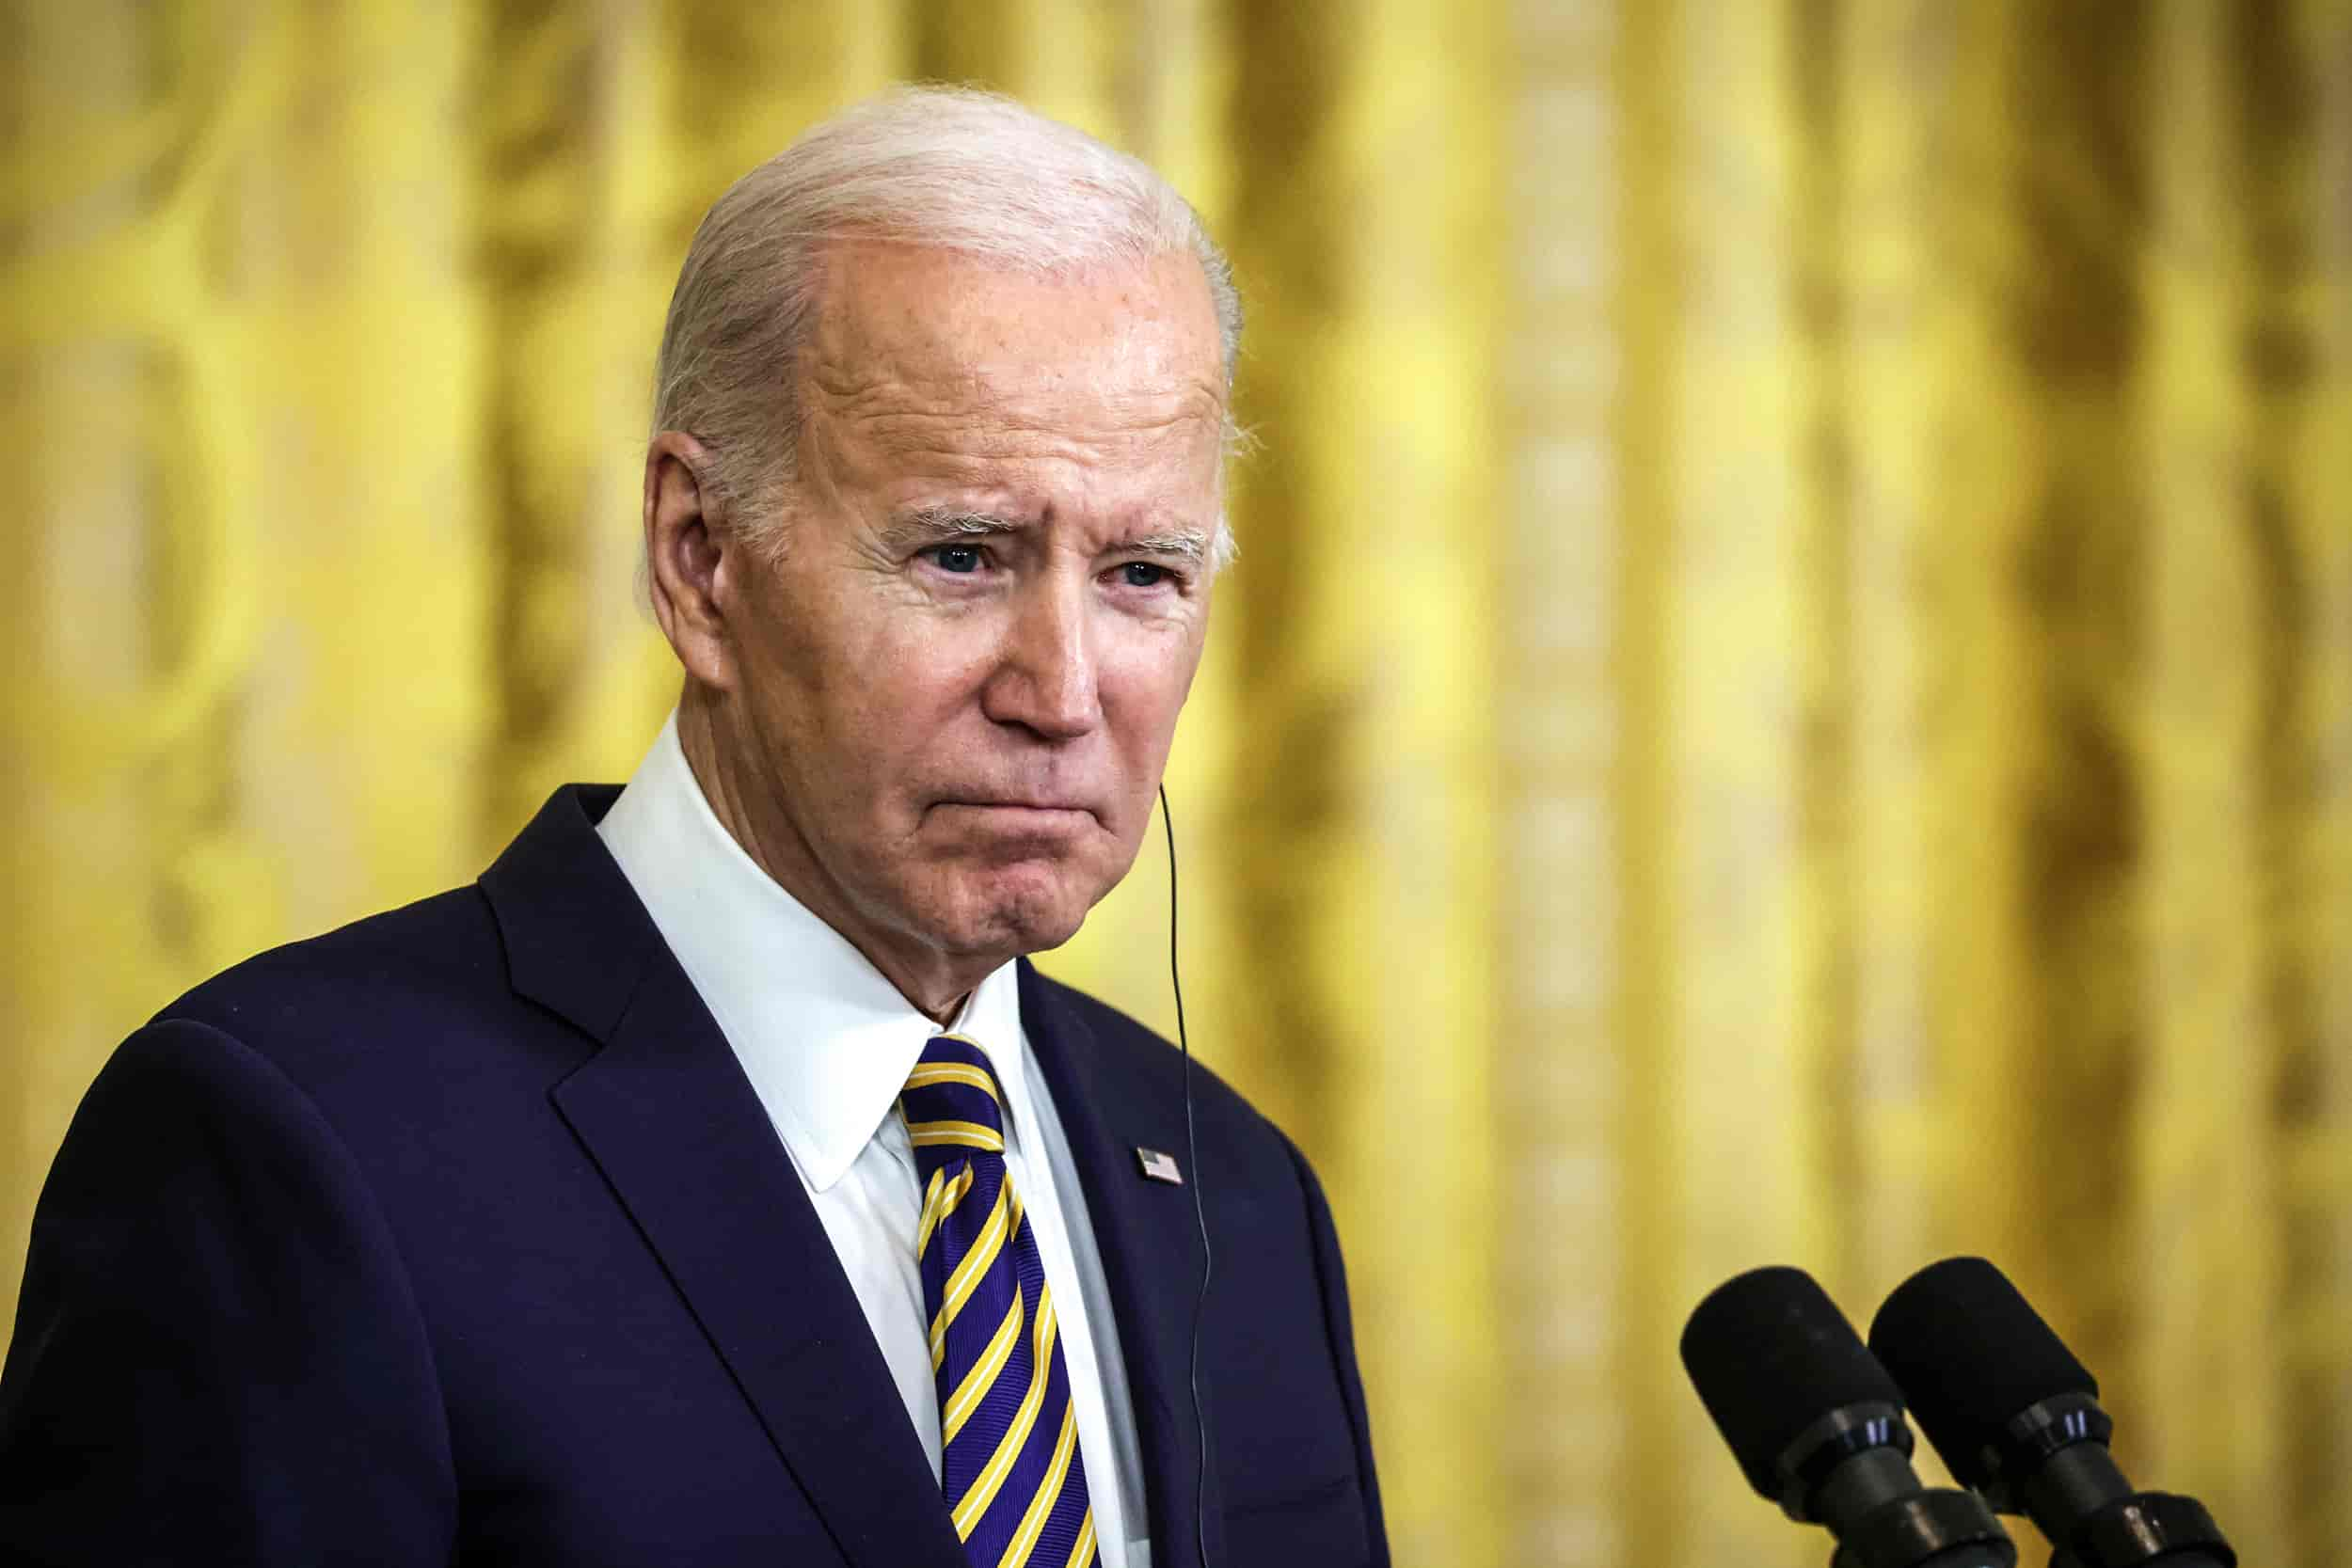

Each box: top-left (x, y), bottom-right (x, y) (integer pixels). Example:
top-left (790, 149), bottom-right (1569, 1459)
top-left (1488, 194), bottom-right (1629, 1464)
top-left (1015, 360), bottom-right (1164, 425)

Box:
top-left (5, 2), bottom-right (2350, 1564)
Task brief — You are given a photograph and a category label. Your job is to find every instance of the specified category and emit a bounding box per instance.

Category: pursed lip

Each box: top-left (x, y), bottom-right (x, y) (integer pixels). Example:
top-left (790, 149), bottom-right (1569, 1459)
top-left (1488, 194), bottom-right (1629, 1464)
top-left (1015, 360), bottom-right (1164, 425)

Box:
top-left (930, 798), bottom-right (1102, 825)
top-left (936, 799), bottom-right (1096, 815)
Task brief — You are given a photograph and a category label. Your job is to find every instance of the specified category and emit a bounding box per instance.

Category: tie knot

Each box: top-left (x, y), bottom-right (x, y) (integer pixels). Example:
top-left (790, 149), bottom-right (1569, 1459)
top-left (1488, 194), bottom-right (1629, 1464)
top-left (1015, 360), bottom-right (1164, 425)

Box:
top-left (901, 1035), bottom-right (1008, 1173)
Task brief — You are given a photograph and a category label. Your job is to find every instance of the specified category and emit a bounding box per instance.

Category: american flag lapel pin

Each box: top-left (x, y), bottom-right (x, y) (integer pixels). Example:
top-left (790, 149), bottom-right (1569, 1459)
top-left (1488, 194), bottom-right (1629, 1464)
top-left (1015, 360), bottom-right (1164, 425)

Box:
top-left (1134, 1147), bottom-right (1184, 1185)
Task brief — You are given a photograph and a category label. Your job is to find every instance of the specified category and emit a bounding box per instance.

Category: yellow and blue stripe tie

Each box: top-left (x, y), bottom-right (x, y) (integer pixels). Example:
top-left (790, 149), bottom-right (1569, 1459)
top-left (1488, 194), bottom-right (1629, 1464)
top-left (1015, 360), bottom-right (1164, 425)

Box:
top-left (902, 1035), bottom-right (1098, 1568)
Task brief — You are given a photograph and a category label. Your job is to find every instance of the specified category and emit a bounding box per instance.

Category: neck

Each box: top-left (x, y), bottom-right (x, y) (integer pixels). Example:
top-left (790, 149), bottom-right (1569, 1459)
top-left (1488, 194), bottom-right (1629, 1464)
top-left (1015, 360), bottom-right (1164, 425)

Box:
top-left (673, 687), bottom-right (985, 1024)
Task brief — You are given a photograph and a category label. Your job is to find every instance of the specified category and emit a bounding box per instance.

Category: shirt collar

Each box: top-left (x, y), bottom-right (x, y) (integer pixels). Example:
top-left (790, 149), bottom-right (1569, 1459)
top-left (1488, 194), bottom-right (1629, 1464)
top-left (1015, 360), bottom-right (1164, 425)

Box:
top-left (596, 709), bottom-right (1028, 1192)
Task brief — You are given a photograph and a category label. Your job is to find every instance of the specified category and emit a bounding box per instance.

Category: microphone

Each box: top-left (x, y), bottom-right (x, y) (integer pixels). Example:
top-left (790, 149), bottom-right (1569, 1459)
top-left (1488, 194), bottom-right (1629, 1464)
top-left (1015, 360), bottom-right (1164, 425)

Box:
top-left (1682, 1266), bottom-right (2016, 1568)
top-left (1867, 1258), bottom-right (2235, 1568)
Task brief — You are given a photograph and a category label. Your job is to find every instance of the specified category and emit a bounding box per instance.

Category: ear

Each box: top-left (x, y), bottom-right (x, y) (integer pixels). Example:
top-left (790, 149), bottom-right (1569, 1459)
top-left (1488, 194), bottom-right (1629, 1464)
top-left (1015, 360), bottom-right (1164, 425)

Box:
top-left (643, 431), bottom-right (744, 691)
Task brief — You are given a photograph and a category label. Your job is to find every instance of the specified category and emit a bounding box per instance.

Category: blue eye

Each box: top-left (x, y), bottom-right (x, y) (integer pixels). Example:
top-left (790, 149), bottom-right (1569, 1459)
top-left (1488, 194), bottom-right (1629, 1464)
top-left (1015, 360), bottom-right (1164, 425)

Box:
top-left (930, 544), bottom-right (983, 574)
top-left (1120, 562), bottom-right (1168, 588)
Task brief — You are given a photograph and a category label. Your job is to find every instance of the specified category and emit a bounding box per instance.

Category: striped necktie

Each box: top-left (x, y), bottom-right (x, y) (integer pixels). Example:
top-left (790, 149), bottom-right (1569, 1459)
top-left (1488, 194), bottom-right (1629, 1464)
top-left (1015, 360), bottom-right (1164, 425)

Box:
top-left (901, 1035), bottom-right (1098, 1568)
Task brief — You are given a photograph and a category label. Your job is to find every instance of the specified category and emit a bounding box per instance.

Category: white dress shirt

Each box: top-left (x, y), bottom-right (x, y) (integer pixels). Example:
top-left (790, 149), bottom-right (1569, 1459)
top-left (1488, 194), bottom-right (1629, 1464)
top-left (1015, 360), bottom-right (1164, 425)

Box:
top-left (596, 713), bottom-right (1149, 1567)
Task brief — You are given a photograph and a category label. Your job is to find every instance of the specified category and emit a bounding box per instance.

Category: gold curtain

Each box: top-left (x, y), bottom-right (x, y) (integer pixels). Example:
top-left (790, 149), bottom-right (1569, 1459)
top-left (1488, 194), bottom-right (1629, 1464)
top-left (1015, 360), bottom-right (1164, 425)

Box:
top-left (5, 4), bottom-right (2350, 1565)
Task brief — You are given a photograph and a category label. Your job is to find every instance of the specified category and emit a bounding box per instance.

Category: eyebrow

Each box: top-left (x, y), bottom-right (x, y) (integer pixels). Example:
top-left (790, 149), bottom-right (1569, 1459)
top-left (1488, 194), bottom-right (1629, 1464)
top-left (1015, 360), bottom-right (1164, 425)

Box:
top-left (877, 507), bottom-right (1025, 554)
top-left (879, 506), bottom-right (1211, 564)
top-left (1122, 531), bottom-right (1209, 564)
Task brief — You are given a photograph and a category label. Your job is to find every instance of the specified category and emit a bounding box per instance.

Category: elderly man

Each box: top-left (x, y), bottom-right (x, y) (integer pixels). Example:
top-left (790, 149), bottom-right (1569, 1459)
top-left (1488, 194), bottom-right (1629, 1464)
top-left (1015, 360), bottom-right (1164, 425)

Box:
top-left (0, 89), bottom-right (1387, 1568)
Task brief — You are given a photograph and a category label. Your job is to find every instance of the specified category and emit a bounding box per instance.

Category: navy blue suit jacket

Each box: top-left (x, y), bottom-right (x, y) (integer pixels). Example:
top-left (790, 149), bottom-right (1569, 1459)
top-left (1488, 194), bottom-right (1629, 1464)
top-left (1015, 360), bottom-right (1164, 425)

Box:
top-left (0, 786), bottom-right (1388, 1566)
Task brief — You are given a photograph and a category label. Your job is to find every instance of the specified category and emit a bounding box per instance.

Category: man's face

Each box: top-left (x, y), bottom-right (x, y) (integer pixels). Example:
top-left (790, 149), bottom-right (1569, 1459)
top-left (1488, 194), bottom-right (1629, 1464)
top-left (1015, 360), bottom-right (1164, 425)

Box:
top-left (704, 245), bottom-right (1225, 994)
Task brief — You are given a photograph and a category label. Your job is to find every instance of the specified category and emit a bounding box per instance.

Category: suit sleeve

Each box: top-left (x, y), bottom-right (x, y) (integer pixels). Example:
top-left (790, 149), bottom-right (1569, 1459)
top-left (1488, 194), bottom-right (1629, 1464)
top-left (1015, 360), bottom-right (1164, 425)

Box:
top-left (1279, 1132), bottom-right (1391, 1568)
top-left (0, 1018), bottom-right (456, 1564)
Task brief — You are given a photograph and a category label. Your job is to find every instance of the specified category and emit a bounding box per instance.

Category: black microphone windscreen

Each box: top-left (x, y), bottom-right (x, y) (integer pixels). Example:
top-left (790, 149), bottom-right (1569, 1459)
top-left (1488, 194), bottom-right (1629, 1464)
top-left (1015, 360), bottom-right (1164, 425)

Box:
top-left (1681, 1266), bottom-right (1907, 1502)
top-left (1867, 1257), bottom-right (2097, 1490)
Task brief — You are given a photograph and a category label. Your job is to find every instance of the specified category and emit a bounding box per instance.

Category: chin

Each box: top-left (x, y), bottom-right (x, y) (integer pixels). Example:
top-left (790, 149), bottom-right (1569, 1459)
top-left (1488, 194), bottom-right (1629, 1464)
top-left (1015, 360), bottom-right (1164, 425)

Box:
top-left (933, 865), bottom-right (1096, 960)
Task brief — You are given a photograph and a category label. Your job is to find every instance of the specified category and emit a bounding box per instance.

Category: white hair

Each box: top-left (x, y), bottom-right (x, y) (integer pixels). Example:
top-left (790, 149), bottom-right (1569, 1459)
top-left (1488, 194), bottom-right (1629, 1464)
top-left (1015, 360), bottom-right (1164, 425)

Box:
top-left (649, 85), bottom-right (1244, 564)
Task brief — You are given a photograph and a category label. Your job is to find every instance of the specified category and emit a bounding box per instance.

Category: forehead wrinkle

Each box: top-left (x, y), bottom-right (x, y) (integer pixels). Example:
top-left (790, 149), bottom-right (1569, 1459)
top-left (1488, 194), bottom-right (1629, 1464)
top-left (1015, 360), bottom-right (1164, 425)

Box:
top-left (797, 242), bottom-right (1228, 440)
top-left (814, 416), bottom-right (1227, 499)
top-left (807, 375), bottom-right (1224, 447)
top-left (802, 329), bottom-right (1225, 440)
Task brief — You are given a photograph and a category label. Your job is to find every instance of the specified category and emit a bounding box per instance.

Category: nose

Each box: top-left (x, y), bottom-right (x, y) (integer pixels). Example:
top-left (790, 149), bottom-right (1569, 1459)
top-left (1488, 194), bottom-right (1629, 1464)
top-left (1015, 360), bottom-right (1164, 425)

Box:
top-left (982, 573), bottom-right (1100, 741)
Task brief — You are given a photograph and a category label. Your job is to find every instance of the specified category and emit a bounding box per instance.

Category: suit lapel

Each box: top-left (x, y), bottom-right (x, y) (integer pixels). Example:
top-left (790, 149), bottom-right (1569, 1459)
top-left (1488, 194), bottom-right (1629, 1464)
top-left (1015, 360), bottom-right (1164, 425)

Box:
top-left (1019, 963), bottom-right (1227, 1568)
top-left (485, 787), bottom-right (965, 1568)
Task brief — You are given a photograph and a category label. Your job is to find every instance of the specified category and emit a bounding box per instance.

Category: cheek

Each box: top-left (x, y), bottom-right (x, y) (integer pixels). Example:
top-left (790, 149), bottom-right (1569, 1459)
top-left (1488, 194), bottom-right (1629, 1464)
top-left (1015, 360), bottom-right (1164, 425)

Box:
top-left (757, 587), bottom-right (976, 747)
top-left (820, 649), bottom-right (1001, 802)
top-left (1101, 625), bottom-right (1204, 736)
